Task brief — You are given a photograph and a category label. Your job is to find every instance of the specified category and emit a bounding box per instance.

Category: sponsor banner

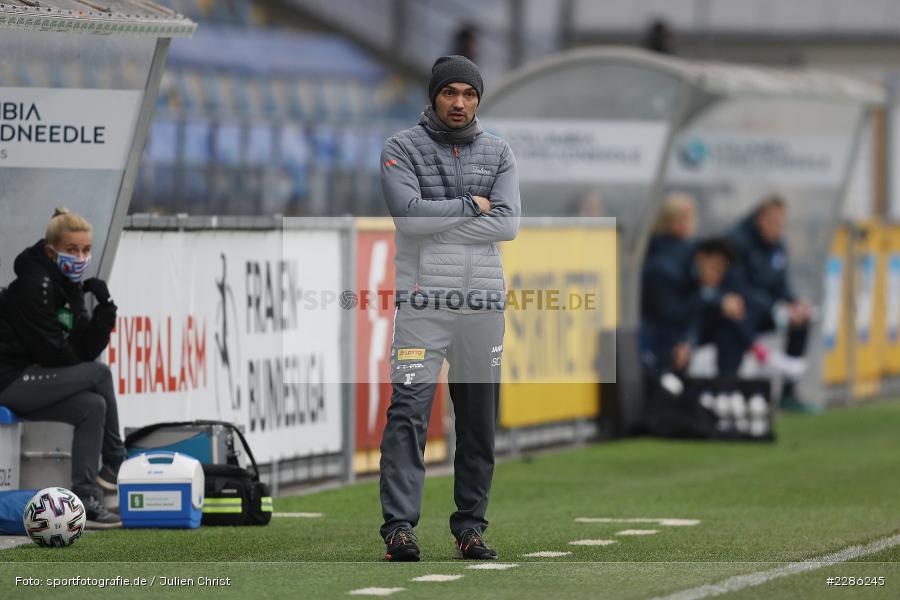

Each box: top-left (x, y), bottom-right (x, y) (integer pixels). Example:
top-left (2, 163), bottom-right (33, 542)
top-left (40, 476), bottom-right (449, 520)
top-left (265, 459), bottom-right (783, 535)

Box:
top-left (823, 227), bottom-right (850, 386)
top-left (107, 230), bottom-right (343, 462)
top-left (886, 254), bottom-right (900, 345)
top-left (354, 225), bottom-right (445, 471)
top-left (484, 119), bottom-right (668, 183)
top-left (499, 226), bottom-right (618, 428)
top-left (850, 222), bottom-right (885, 398)
top-left (0, 87), bottom-right (143, 170)
top-left (669, 132), bottom-right (849, 186)
top-left (883, 226), bottom-right (900, 376)
top-left (856, 255), bottom-right (876, 344)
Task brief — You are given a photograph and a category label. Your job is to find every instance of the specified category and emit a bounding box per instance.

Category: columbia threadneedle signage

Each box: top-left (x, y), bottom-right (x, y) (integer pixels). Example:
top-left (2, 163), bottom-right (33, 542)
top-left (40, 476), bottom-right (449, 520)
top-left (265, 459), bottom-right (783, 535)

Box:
top-left (0, 87), bottom-right (143, 170)
top-left (485, 119), bottom-right (668, 183)
top-left (670, 132), bottom-right (849, 185)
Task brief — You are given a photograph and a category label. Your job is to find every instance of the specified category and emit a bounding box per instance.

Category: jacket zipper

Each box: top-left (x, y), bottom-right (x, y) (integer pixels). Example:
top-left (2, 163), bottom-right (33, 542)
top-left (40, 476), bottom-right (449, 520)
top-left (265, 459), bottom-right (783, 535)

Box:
top-left (454, 145), bottom-right (471, 310)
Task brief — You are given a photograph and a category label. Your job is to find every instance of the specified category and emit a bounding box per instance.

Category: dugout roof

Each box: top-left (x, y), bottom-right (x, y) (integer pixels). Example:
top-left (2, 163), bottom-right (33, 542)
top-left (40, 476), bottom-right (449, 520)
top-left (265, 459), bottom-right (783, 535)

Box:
top-left (0, 0), bottom-right (196, 37)
top-left (0, 0), bottom-right (195, 290)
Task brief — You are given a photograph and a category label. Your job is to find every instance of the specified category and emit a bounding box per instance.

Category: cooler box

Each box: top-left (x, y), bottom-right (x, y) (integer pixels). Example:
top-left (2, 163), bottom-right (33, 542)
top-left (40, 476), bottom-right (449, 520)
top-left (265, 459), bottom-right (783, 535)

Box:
top-left (118, 452), bottom-right (204, 529)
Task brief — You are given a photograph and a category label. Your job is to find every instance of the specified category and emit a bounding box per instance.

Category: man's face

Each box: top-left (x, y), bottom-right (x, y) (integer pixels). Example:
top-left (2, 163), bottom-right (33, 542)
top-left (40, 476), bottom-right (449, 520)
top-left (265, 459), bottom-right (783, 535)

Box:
top-left (435, 83), bottom-right (479, 129)
top-left (695, 252), bottom-right (727, 287)
top-left (756, 205), bottom-right (787, 244)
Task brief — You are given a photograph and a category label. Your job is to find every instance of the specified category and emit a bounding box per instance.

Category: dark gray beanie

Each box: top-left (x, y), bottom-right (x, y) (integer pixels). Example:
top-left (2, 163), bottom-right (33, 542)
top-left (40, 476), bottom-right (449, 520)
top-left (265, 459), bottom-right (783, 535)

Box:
top-left (428, 55), bottom-right (483, 107)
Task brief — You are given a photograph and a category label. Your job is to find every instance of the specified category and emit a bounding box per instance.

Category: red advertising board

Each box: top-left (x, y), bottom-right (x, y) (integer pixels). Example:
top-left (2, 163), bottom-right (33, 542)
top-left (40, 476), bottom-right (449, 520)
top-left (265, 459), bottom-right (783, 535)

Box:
top-left (354, 224), bottom-right (446, 473)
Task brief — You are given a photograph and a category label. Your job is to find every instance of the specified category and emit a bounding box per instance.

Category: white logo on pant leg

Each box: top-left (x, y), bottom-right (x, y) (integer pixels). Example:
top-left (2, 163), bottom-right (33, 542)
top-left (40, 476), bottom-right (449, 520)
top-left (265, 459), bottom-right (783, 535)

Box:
top-left (403, 372), bottom-right (417, 386)
top-left (491, 356), bottom-right (502, 367)
top-left (395, 362), bottom-right (424, 371)
top-left (491, 345), bottom-right (503, 354)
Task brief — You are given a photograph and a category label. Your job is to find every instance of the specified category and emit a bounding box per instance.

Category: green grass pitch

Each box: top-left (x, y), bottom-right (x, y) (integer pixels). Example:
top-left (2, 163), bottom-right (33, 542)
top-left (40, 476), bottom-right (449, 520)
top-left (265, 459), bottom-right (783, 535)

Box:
top-left (2, 400), bottom-right (899, 599)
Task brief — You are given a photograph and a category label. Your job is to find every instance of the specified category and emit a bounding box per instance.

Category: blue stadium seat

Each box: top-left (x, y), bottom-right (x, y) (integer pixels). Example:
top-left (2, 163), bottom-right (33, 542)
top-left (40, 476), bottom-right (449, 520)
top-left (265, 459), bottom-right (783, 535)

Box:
top-left (0, 406), bottom-right (19, 425)
top-left (256, 79), bottom-right (280, 118)
top-left (200, 73), bottom-right (225, 114)
top-left (15, 63), bottom-right (33, 87)
top-left (284, 81), bottom-right (308, 120)
top-left (230, 76), bottom-right (255, 117)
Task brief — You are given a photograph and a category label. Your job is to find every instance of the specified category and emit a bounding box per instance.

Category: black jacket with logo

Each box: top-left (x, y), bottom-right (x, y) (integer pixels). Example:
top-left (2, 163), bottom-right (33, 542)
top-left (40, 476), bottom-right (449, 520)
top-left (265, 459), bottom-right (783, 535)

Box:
top-left (0, 239), bottom-right (117, 394)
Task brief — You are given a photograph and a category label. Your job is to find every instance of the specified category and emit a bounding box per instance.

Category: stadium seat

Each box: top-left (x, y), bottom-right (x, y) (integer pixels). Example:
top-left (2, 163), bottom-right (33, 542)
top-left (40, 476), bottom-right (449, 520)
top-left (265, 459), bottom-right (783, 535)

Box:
top-left (0, 405), bottom-right (17, 425)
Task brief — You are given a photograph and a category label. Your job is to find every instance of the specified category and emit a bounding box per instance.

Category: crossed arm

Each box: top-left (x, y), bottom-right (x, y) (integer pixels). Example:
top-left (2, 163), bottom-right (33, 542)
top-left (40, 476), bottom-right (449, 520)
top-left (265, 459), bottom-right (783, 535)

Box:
top-left (381, 136), bottom-right (521, 242)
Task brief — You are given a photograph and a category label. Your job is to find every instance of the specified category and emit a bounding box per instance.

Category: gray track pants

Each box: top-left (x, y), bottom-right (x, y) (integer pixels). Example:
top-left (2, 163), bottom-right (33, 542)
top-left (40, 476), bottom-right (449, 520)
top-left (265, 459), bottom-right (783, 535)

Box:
top-left (379, 306), bottom-right (504, 540)
top-left (0, 362), bottom-right (126, 502)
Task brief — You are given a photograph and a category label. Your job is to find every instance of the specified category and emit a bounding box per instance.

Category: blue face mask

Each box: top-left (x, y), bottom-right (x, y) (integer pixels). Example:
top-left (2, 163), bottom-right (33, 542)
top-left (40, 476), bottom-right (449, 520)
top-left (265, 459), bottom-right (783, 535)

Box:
top-left (55, 251), bottom-right (91, 282)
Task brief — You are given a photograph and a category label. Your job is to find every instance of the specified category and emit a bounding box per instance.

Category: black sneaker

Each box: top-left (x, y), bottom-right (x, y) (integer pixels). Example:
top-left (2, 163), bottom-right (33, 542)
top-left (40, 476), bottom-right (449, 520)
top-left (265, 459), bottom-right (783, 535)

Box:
top-left (384, 527), bottom-right (420, 562)
top-left (83, 496), bottom-right (122, 529)
top-left (96, 464), bottom-right (120, 492)
top-left (455, 529), bottom-right (498, 560)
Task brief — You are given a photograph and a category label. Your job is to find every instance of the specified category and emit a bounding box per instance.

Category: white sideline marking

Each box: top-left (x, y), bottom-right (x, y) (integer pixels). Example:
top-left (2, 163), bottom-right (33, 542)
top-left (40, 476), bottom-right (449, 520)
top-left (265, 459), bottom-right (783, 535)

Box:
top-left (467, 563), bottom-right (519, 570)
top-left (576, 518), bottom-right (700, 527)
top-left (652, 533), bottom-right (900, 600)
top-left (523, 551), bottom-right (573, 558)
top-left (616, 529), bottom-right (659, 536)
top-left (568, 539), bottom-right (618, 546)
top-left (412, 575), bottom-right (464, 582)
top-left (274, 512), bottom-right (324, 518)
top-left (348, 588), bottom-right (405, 596)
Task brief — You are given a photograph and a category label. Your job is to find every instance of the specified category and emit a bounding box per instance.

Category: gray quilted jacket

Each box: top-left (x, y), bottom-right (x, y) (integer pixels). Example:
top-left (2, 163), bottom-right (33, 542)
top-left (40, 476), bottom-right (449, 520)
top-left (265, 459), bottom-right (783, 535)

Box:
top-left (381, 119), bottom-right (520, 312)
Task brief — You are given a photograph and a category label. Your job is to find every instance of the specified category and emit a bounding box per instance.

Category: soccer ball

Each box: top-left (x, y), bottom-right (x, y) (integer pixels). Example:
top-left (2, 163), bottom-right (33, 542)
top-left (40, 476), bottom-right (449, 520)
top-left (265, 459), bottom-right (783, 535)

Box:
top-left (22, 487), bottom-right (86, 547)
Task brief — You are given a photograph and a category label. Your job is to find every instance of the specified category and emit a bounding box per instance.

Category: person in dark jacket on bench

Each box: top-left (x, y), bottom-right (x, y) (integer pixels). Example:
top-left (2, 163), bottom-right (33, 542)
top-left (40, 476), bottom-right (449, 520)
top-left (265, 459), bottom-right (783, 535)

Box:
top-left (728, 195), bottom-right (815, 411)
top-left (641, 192), bottom-right (699, 375)
top-left (0, 208), bottom-right (124, 528)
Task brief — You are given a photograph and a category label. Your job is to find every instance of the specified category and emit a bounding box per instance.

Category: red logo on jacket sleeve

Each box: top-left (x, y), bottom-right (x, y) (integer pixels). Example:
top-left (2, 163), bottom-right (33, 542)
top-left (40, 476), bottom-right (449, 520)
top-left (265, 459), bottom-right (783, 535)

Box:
top-left (384, 159), bottom-right (398, 167)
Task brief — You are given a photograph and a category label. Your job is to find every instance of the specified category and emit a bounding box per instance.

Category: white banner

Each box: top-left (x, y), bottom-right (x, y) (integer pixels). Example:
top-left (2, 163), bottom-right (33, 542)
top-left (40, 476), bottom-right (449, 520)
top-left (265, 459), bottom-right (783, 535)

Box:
top-left (106, 230), bottom-right (344, 462)
top-left (484, 119), bottom-right (669, 183)
top-left (669, 132), bottom-right (849, 186)
top-left (0, 87), bottom-right (143, 170)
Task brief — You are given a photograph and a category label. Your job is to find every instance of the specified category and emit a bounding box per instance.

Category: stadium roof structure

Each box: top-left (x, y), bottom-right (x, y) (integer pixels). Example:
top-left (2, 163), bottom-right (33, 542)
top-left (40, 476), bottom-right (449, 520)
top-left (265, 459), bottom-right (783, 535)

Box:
top-left (0, 0), bottom-right (196, 37)
top-left (489, 46), bottom-right (885, 106)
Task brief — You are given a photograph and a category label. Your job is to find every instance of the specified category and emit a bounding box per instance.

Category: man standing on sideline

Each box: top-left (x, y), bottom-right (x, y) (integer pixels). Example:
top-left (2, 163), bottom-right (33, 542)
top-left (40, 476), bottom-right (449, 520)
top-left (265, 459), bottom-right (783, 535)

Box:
top-left (378, 55), bottom-right (520, 561)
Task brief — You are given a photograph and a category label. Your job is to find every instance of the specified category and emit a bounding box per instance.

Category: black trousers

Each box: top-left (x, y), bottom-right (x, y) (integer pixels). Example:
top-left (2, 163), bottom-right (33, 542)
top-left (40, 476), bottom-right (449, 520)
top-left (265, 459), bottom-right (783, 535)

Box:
top-left (0, 362), bottom-right (126, 502)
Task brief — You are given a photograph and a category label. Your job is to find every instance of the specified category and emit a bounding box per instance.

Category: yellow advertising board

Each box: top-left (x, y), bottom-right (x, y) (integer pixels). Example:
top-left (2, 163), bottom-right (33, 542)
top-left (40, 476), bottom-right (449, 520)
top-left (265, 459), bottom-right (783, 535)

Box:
top-left (850, 221), bottom-right (885, 398)
top-left (499, 227), bottom-right (618, 428)
top-left (880, 224), bottom-right (900, 376)
top-left (822, 227), bottom-right (850, 386)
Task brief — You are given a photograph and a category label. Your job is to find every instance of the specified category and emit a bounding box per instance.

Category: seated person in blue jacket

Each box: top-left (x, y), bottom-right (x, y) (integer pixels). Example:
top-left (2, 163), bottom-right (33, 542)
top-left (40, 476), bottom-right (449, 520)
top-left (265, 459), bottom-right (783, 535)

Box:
top-left (727, 195), bottom-right (814, 409)
top-left (640, 192), bottom-right (699, 374)
top-left (0, 208), bottom-right (124, 528)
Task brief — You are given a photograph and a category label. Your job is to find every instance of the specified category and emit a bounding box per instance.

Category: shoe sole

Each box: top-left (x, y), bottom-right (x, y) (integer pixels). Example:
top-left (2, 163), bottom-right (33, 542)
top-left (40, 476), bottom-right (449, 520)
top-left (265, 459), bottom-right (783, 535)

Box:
top-left (384, 552), bottom-right (420, 562)
top-left (454, 547), bottom-right (498, 560)
top-left (85, 519), bottom-right (122, 530)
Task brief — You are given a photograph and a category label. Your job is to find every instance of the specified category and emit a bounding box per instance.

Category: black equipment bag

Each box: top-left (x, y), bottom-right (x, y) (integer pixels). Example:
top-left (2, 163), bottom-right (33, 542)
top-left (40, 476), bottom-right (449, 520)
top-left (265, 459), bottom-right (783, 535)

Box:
top-left (124, 420), bottom-right (273, 526)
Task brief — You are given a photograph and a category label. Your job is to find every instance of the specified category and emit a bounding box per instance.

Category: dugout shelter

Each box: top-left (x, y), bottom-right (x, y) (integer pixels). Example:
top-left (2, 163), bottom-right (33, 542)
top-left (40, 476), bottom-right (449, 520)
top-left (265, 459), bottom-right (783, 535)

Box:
top-left (0, 0), bottom-right (196, 287)
top-left (481, 47), bottom-right (884, 432)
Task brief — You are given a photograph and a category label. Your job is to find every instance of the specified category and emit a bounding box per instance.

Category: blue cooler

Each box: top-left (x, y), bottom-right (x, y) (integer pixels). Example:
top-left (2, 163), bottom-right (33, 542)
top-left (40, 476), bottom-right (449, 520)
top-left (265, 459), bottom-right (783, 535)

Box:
top-left (118, 452), bottom-right (204, 529)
